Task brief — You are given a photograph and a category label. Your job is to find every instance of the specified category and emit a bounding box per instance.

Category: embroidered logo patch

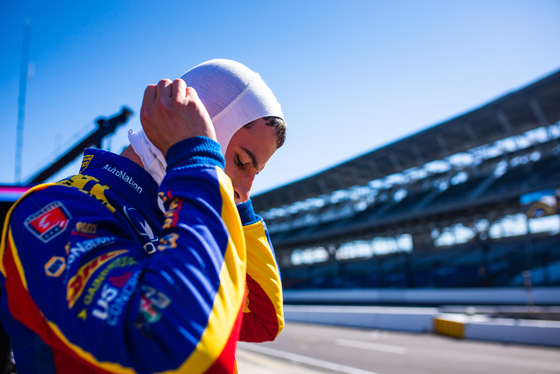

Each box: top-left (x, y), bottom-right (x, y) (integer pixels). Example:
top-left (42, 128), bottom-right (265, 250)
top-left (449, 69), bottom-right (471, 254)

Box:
top-left (67, 249), bottom-right (127, 308)
top-left (24, 201), bottom-right (71, 242)
top-left (44, 256), bottom-right (66, 277)
top-left (80, 155), bottom-right (94, 172)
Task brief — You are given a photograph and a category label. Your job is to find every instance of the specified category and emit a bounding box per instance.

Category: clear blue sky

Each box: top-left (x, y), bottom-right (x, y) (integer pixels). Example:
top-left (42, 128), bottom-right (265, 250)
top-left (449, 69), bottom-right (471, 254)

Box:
top-left (1, 0), bottom-right (559, 194)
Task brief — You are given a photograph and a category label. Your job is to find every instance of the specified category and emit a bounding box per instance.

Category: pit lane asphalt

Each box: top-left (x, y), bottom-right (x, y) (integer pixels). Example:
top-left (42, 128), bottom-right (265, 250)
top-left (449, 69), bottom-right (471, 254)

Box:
top-left (236, 321), bottom-right (560, 374)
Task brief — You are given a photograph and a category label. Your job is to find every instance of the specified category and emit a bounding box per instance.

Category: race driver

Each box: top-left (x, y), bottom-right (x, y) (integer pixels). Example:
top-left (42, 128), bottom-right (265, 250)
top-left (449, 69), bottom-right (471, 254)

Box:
top-left (0, 59), bottom-right (285, 373)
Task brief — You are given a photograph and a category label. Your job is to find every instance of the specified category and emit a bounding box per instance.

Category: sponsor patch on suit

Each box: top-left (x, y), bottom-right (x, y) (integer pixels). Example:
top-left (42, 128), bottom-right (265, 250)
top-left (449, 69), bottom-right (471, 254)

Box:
top-left (24, 201), bottom-right (71, 242)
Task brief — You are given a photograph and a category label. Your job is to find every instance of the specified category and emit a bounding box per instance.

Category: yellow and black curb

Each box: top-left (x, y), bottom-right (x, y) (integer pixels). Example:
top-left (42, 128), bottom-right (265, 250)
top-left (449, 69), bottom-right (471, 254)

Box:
top-left (433, 315), bottom-right (466, 339)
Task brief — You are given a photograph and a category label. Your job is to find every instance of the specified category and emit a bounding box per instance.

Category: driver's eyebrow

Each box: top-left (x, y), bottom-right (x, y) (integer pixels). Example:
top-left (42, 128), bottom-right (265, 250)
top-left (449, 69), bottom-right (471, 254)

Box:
top-left (241, 146), bottom-right (262, 172)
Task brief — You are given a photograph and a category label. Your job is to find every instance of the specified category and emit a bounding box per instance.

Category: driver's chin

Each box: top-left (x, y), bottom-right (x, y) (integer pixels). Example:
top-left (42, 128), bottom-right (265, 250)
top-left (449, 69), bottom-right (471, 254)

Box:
top-left (234, 197), bottom-right (246, 205)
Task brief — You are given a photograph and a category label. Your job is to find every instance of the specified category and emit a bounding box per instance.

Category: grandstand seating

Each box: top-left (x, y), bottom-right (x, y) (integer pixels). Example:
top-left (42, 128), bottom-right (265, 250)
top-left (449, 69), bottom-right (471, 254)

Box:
top-left (281, 233), bottom-right (560, 290)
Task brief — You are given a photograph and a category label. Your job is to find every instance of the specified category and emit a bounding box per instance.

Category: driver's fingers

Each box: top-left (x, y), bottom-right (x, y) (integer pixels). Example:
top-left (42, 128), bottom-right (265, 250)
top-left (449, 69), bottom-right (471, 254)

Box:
top-left (172, 79), bottom-right (187, 100)
top-left (142, 84), bottom-right (157, 109)
top-left (156, 79), bottom-right (173, 99)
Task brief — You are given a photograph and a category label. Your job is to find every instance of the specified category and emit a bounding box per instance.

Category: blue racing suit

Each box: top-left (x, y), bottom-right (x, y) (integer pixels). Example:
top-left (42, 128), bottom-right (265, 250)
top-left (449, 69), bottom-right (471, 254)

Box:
top-left (0, 136), bottom-right (283, 373)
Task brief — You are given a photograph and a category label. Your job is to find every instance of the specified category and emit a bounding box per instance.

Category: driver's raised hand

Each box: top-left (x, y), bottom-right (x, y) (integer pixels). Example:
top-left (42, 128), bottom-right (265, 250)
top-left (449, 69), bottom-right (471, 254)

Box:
top-left (140, 78), bottom-right (216, 155)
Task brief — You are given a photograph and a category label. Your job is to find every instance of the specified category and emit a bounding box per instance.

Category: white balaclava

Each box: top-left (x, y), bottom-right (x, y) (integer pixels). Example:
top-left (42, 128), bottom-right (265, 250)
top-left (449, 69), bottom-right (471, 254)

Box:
top-left (128, 58), bottom-right (285, 187)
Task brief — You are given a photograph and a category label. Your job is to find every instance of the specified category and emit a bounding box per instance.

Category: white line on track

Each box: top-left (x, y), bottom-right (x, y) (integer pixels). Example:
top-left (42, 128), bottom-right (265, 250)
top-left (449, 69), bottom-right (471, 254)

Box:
top-left (336, 339), bottom-right (407, 354)
top-left (239, 344), bottom-right (384, 374)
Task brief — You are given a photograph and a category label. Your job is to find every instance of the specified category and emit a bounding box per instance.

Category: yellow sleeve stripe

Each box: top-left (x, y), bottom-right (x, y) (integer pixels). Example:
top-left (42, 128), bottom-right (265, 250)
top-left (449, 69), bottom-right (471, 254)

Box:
top-left (172, 167), bottom-right (247, 373)
top-left (243, 222), bottom-right (284, 329)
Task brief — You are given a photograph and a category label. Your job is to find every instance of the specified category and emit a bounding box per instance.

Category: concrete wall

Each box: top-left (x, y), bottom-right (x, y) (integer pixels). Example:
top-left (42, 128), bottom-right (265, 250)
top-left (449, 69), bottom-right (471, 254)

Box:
top-left (285, 305), bottom-right (437, 333)
top-left (284, 287), bottom-right (560, 306)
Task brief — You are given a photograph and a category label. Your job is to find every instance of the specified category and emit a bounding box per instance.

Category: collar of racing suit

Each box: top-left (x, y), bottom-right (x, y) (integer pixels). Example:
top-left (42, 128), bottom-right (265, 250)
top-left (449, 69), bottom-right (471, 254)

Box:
top-left (79, 147), bottom-right (163, 217)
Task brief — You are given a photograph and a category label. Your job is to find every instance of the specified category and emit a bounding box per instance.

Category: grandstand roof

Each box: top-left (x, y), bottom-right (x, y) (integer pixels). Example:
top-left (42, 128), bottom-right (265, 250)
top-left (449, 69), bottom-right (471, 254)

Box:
top-left (253, 69), bottom-right (560, 212)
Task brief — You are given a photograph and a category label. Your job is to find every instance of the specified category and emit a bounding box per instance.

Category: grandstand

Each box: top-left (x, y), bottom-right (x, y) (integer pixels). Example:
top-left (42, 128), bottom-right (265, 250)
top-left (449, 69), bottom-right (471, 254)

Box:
top-left (252, 69), bottom-right (560, 291)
